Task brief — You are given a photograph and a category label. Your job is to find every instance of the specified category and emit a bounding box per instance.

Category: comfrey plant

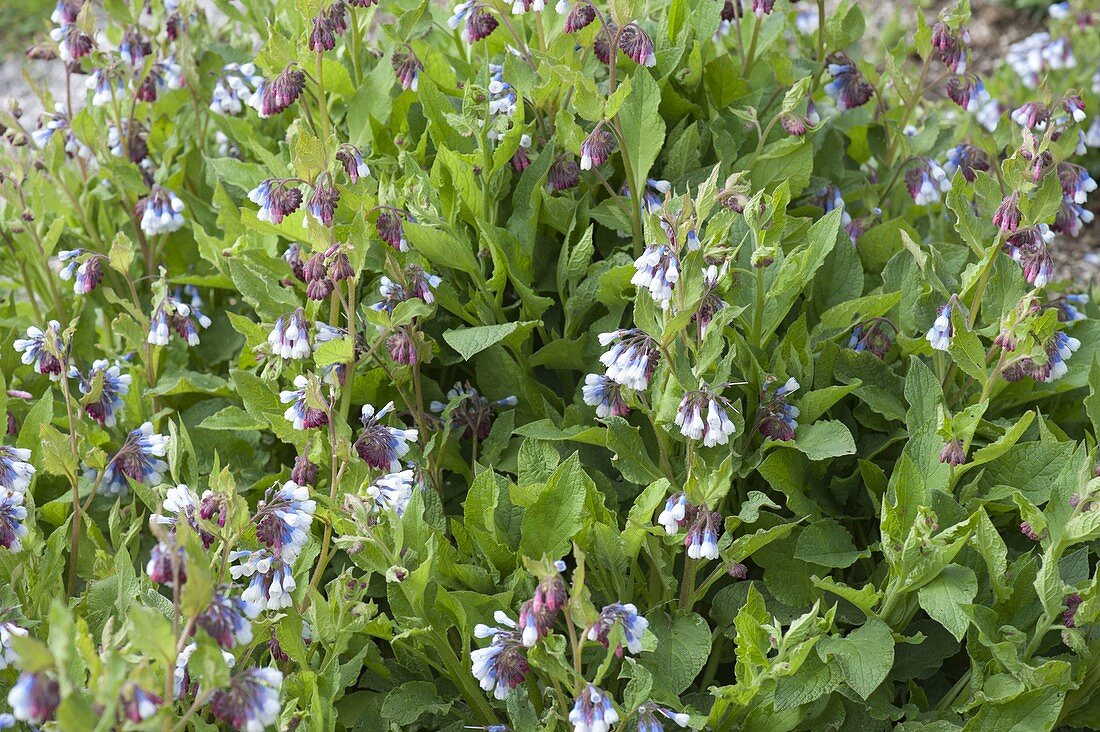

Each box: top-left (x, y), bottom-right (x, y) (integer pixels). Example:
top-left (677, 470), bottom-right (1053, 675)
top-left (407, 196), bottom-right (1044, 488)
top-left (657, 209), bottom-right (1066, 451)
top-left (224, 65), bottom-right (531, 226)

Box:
top-left (0, 0), bottom-right (1099, 729)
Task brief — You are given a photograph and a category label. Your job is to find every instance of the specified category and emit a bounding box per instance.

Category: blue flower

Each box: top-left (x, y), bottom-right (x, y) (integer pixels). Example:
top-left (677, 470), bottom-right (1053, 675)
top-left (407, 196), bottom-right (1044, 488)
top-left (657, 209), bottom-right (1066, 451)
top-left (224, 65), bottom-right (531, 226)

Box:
top-left (365, 469), bottom-right (416, 516)
top-left (138, 186), bottom-right (185, 235)
top-left (657, 493), bottom-right (689, 535)
top-left (254, 481), bottom-right (315, 563)
top-left (598, 329), bottom-right (658, 391)
top-left (8, 673), bottom-right (59, 725)
top-left (1053, 294), bottom-right (1088, 322)
top-left (0, 446), bottom-right (35, 496)
top-left (685, 508), bottom-right (721, 560)
top-left (197, 588), bottom-right (258, 649)
top-left (210, 63), bottom-right (265, 115)
top-left (583, 373), bottom-right (630, 418)
top-left (248, 179), bottom-right (305, 225)
top-left (96, 422), bottom-right (169, 497)
top-left (230, 549), bottom-right (297, 612)
top-left (148, 287), bottom-right (210, 347)
top-left (147, 539), bottom-right (186, 586)
top-left (905, 158), bottom-right (951, 206)
top-left (587, 602), bottom-right (649, 655)
top-left (0, 617), bottom-right (28, 670)
top-left (175, 643), bottom-right (237, 698)
top-left (75, 359), bottom-right (131, 427)
top-left (354, 402), bottom-right (418, 471)
top-left (635, 703), bottom-right (691, 731)
top-left (280, 375), bottom-right (330, 431)
top-left (825, 53), bottom-right (873, 111)
top-left (926, 299), bottom-right (956, 352)
top-left (471, 612), bottom-right (530, 700)
top-left (757, 377), bottom-right (800, 442)
top-left (154, 484), bottom-right (216, 548)
top-left (55, 249), bottom-right (104, 294)
top-left (86, 68), bottom-right (124, 107)
top-left (268, 309), bottom-right (312, 360)
top-left (429, 382), bottom-right (517, 440)
top-left (209, 667), bottom-right (283, 732)
top-left (632, 245), bottom-right (680, 307)
top-left (13, 320), bottom-right (65, 379)
top-left (119, 683), bottom-right (162, 723)
top-left (675, 387), bottom-right (737, 447)
top-left (0, 489), bottom-right (28, 552)
top-left (569, 685), bottom-right (619, 732)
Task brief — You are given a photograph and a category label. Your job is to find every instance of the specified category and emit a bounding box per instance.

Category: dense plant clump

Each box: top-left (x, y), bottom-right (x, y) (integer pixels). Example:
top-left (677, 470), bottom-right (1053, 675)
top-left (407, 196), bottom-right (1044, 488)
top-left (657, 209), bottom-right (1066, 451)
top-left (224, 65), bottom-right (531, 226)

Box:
top-left (0, 0), bottom-right (1099, 729)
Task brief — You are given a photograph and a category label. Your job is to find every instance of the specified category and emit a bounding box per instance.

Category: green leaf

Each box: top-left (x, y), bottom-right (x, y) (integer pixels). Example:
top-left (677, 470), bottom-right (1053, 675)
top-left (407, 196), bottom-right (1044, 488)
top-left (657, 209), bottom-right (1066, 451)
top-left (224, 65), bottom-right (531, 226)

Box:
top-left (795, 519), bottom-right (866, 568)
top-left (639, 612), bottom-right (711, 696)
top-left (519, 454), bottom-right (590, 558)
top-left (816, 618), bottom-right (895, 700)
top-left (605, 417), bottom-right (663, 485)
top-left (917, 564), bottom-right (977, 641)
top-left (381, 681), bottom-right (452, 725)
top-left (961, 686), bottom-right (1065, 732)
top-left (442, 322), bottom-right (537, 361)
top-left (617, 70), bottom-right (666, 194)
top-left (787, 420), bottom-right (856, 461)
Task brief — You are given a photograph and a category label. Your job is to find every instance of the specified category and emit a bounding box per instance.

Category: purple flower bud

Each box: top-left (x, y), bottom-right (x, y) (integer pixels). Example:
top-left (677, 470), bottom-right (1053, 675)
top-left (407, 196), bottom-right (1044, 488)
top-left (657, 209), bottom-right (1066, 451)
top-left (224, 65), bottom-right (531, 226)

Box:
top-left (1064, 593), bottom-right (1083, 627)
top-left (565, 2), bottom-right (595, 32)
top-left (392, 47), bottom-right (423, 91)
top-left (291, 454), bottom-right (318, 486)
top-left (376, 209), bottom-right (408, 251)
top-left (8, 672), bottom-right (60, 724)
top-left (618, 23), bottom-right (656, 67)
top-left (464, 6), bottom-right (499, 43)
top-left (825, 53), bottom-right (873, 111)
top-left (336, 146), bottom-right (370, 183)
top-left (249, 67), bottom-right (306, 118)
top-left (580, 126), bottom-right (615, 170)
top-left (993, 192), bottom-right (1022, 232)
top-left (307, 175), bottom-right (340, 227)
top-left (939, 438), bottom-right (966, 466)
top-left (547, 155), bottom-right (580, 192)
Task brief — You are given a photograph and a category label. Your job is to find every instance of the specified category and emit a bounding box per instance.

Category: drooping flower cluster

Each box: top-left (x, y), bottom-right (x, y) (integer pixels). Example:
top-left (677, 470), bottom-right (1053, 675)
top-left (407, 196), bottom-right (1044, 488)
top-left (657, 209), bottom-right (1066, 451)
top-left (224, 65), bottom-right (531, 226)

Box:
top-left (96, 422), bottom-right (170, 497)
top-left (280, 374), bottom-right (330, 430)
top-left (249, 179), bottom-right (305, 225)
top-left (632, 243), bottom-right (680, 307)
top-left (8, 672), bottom-right (60, 725)
top-left (248, 66), bottom-right (306, 118)
top-left (210, 62), bottom-right (266, 115)
top-left (0, 447), bottom-right (33, 552)
top-left (208, 667), bottom-right (284, 732)
top-left (54, 249), bottom-right (105, 295)
top-left (905, 158), bottom-right (951, 206)
top-left (136, 186), bottom-right (186, 235)
top-left (756, 377), bottom-right (800, 442)
top-left (267, 308), bottom-right (312, 360)
top-left (363, 469), bottom-right (417, 516)
top-left (13, 321), bottom-right (65, 379)
top-left (354, 402), bottom-right (418, 471)
top-left (825, 53), bottom-right (873, 111)
top-left (230, 549), bottom-right (297, 612)
top-left (253, 481), bottom-right (316, 564)
top-left (675, 385), bottom-right (738, 447)
top-left (429, 382), bottom-right (517, 440)
top-left (587, 603), bottom-right (649, 656)
top-left (597, 329), bottom-right (659, 391)
top-left (657, 493), bottom-right (723, 560)
top-left (74, 359), bottom-right (131, 427)
top-left (1001, 330), bottom-right (1080, 384)
top-left (471, 612), bottom-right (531, 700)
top-left (569, 684), bottom-right (619, 732)
top-left (926, 296), bottom-right (959, 352)
top-left (149, 287), bottom-right (212, 346)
